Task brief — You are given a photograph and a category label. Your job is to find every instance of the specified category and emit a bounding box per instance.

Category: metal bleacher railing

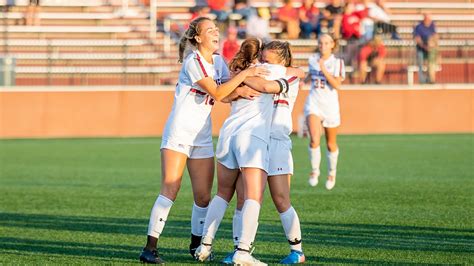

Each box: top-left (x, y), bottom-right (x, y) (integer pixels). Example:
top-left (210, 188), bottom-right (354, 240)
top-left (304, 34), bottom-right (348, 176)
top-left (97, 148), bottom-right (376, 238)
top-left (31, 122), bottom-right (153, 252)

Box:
top-left (1, 0), bottom-right (473, 86)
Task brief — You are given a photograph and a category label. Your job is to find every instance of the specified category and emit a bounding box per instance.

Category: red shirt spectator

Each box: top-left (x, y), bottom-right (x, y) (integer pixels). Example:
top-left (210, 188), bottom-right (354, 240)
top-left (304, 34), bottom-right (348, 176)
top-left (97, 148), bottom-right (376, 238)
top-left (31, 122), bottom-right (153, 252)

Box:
top-left (278, 0), bottom-right (300, 39)
top-left (222, 27), bottom-right (240, 63)
top-left (208, 0), bottom-right (227, 11)
top-left (341, 3), bottom-right (368, 39)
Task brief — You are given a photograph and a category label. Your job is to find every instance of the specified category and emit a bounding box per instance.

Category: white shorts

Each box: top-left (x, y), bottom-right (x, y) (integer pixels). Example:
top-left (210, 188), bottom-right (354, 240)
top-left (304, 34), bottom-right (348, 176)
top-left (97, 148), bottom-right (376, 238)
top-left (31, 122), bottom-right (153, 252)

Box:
top-left (304, 97), bottom-right (340, 128)
top-left (161, 138), bottom-right (214, 159)
top-left (268, 138), bottom-right (293, 176)
top-left (216, 134), bottom-right (269, 172)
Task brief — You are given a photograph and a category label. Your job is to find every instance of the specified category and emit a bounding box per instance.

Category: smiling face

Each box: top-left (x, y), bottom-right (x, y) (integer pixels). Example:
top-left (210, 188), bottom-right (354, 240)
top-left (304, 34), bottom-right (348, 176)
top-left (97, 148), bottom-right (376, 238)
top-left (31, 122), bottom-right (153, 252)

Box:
top-left (318, 34), bottom-right (335, 57)
top-left (195, 19), bottom-right (220, 53)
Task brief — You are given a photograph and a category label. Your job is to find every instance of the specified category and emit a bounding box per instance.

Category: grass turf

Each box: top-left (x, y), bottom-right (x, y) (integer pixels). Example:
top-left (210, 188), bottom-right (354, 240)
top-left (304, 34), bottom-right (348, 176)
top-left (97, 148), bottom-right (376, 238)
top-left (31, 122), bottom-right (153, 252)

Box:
top-left (0, 134), bottom-right (473, 264)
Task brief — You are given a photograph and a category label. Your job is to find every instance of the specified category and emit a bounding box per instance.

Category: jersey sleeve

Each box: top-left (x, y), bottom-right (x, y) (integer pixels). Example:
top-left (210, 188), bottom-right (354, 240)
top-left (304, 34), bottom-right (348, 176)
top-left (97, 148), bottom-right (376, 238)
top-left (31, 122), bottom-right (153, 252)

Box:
top-left (218, 56), bottom-right (231, 82)
top-left (185, 56), bottom-right (209, 84)
top-left (285, 76), bottom-right (300, 98)
top-left (333, 58), bottom-right (346, 81)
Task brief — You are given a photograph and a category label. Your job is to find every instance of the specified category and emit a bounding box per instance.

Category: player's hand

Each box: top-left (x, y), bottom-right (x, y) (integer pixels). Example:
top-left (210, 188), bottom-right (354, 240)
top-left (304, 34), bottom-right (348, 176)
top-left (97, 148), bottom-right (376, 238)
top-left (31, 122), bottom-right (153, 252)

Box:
top-left (319, 58), bottom-right (326, 69)
top-left (247, 66), bottom-right (270, 78)
top-left (236, 85), bottom-right (261, 100)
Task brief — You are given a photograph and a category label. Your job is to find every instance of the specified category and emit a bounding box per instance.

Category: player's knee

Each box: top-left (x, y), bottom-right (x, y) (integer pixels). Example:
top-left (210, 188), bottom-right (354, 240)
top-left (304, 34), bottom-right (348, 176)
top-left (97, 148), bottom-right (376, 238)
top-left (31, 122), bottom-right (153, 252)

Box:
top-left (160, 184), bottom-right (181, 200)
top-left (327, 142), bottom-right (338, 152)
top-left (309, 139), bottom-right (320, 148)
top-left (193, 194), bottom-right (211, 207)
top-left (272, 193), bottom-right (290, 213)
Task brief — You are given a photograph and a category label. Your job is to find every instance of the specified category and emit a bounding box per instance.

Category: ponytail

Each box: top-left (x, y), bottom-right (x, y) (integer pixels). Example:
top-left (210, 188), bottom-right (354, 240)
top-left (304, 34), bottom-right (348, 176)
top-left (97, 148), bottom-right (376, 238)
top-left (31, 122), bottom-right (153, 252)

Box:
top-left (178, 17), bottom-right (211, 63)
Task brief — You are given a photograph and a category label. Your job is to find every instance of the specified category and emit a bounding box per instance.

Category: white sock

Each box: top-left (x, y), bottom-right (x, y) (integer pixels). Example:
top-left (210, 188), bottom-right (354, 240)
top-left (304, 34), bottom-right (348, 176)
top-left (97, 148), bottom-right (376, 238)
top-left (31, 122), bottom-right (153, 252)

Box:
top-left (309, 146), bottom-right (321, 176)
top-left (147, 195), bottom-right (174, 238)
top-left (191, 202), bottom-right (208, 236)
top-left (201, 195), bottom-right (229, 245)
top-left (238, 199), bottom-right (260, 251)
top-left (327, 149), bottom-right (339, 177)
top-left (232, 209), bottom-right (242, 247)
top-left (280, 206), bottom-right (302, 252)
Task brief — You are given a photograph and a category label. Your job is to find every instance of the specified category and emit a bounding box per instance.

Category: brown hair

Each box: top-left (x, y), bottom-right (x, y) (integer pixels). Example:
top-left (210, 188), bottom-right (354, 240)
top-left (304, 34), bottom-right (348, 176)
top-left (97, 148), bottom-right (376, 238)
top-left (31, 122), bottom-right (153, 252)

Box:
top-left (262, 41), bottom-right (293, 67)
top-left (178, 17), bottom-right (212, 63)
top-left (228, 37), bottom-right (262, 72)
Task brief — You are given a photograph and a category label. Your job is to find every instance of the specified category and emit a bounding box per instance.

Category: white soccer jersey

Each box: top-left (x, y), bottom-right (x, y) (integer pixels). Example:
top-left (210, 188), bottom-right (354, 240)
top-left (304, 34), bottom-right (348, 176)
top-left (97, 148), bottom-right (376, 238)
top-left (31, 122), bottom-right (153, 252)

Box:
top-left (162, 49), bottom-right (230, 146)
top-left (304, 53), bottom-right (345, 127)
top-left (271, 75), bottom-right (300, 140)
top-left (219, 63), bottom-right (287, 142)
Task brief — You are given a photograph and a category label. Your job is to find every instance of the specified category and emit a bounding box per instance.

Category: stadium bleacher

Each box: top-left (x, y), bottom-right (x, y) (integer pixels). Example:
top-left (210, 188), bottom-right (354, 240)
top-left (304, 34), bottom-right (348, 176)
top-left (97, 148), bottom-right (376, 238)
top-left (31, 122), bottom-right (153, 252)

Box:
top-left (0, 0), bottom-right (473, 86)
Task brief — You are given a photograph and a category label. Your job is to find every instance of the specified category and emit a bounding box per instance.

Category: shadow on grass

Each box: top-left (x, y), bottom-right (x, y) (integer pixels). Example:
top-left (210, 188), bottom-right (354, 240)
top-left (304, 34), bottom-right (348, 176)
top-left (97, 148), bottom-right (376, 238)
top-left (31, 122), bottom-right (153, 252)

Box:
top-left (257, 220), bottom-right (474, 254)
top-left (1, 212), bottom-right (472, 263)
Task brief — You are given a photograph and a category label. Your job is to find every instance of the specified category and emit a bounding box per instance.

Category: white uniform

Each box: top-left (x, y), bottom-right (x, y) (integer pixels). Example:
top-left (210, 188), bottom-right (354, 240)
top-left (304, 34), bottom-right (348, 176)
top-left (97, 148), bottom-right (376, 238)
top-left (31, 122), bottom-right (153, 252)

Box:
top-left (216, 64), bottom-right (286, 172)
top-left (304, 53), bottom-right (345, 128)
top-left (161, 49), bottom-right (230, 158)
top-left (268, 75), bottom-right (300, 176)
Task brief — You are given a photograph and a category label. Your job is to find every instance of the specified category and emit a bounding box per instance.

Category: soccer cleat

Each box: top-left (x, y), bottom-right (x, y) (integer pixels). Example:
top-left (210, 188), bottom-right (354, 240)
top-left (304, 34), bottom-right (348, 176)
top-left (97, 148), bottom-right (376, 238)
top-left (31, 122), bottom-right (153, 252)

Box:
top-left (325, 176), bottom-right (336, 190)
top-left (194, 243), bottom-right (214, 262)
top-left (221, 250), bottom-right (235, 264)
top-left (280, 250), bottom-right (306, 264)
top-left (308, 172), bottom-right (319, 187)
top-left (189, 234), bottom-right (202, 258)
top-left (139, 248), bottom-right (164, 264)
top-left (232, 250), bottom-right (267, 266)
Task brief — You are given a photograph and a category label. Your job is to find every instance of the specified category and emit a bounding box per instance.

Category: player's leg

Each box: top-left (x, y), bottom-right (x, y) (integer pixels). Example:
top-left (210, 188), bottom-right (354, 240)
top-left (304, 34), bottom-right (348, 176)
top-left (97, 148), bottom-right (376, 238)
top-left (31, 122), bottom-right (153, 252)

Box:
top-left (269, 174), bottom-right (305, 264)
top-left (195, 162), bottom-right (239, 261)
top-left (140, 148), bottom-right (187, 263)
top-left (307, 114), bottom-right (323, 187)
top-left (233, 167), bottom-right (268, 266)
top-left (324, 126), bottom-right (339, 190)
top-left (187, 153), bottom-right (214, 257)
top-left (222, 173), bottom-right (244, 264)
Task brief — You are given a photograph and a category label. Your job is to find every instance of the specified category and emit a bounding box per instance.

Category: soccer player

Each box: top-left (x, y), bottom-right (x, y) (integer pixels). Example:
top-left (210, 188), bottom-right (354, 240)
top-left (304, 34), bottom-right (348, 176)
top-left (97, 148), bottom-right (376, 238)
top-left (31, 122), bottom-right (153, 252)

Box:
top-left (305, 33), bottom-right (345, 190)
top-left (220, 41), bottom-right (306, 265)
top-left (139, 17), bottom-right (268, 264)
top-left (195, 39), bottom-right (303, 265)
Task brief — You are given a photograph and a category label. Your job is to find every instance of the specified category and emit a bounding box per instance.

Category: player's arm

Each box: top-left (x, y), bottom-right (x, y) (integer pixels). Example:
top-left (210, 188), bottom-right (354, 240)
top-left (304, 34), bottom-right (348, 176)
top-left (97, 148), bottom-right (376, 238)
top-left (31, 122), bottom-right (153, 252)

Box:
top-left (221, 85), bottom-right (261, 103)
top-left (196, 67), bottom-right (269, 102)
top-left (319, 59), bottom-right (343, 90)
top-left (286, 67), bottom-right (305, 79)
top-left (243, 77), bottom-right (290, 94)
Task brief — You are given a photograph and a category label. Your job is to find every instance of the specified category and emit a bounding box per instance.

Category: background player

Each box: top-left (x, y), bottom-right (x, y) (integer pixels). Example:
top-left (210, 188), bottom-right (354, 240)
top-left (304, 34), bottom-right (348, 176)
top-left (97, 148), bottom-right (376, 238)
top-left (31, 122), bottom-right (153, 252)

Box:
top-left (305, 33), bottom-right (345, 190)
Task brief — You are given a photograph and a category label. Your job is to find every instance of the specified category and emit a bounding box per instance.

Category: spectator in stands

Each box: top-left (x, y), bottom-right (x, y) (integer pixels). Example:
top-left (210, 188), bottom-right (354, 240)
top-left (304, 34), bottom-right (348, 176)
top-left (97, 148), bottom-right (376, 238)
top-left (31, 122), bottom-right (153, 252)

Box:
top-left (299, 0), bottom-right (319, 39)
top-left (427, 35), bottom-right (440, 84)
top-left (222, 27), bottom-right (240, 63)
top-left (278, 0), bottom-right (301, 39)
top-left (246, 7), bottom-right (271, 41)
top-left (414, 13), bottom-right (437, 84)
top-left (190, 5), bottom-right (212, 21)
top-left (26, 0), bottom-right (41, 26)
top-left (358, 34), bottom-right (386, 84)
top-left (365, 0), bottom-right (400, 40)
top-left (316, 8), bottom-right (334, 36)
top-left (341, 2), bottom-right (368, 67)
top-left (208, 0), bottom-right (230, 22)
top-left (233, 0), bottom-right (256, 20)
top-left (324, 0), bottom-right (343, 38)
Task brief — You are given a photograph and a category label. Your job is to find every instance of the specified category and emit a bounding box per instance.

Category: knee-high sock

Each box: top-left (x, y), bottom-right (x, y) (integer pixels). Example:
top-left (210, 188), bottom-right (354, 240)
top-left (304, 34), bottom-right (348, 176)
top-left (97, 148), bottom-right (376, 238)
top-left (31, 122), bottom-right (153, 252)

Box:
top-left (191, 202), bottom-right (208, 236)
top-left (309, 146), bottom-right (321, 176)
top-left (147, 195), bottom-right (174, 238)
top-left (327, 149), bottom-right (339, 177)
top-left (201, 195), bottom-right (229, 245)
top-left (238, 199), bottom-right (260, 251)
top-left (280, 206), bottom-right (302, 252)
top-left (232, 209), bottom-right (242, 247)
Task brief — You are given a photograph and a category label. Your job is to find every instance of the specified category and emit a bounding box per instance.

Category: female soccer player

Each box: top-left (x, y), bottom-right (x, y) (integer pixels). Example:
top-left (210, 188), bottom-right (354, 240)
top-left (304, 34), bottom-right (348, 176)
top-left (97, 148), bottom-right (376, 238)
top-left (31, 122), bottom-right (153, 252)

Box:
top-left (221, 41), bottom-right (306, 265)
top-left (139, 17), bottom-right (267, 264)
top-left (305, 33), bottom-right (345, 190)
top-left (195, 39), bottom-right (304, 265)
top-left (194, 37), bottom-right (289, 265)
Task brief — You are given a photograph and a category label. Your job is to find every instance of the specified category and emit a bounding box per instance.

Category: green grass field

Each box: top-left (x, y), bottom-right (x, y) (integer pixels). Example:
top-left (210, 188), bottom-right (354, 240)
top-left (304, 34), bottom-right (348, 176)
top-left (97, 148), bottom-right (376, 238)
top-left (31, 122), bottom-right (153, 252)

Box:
top-left (0, 134), bottom-right (473, 264)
